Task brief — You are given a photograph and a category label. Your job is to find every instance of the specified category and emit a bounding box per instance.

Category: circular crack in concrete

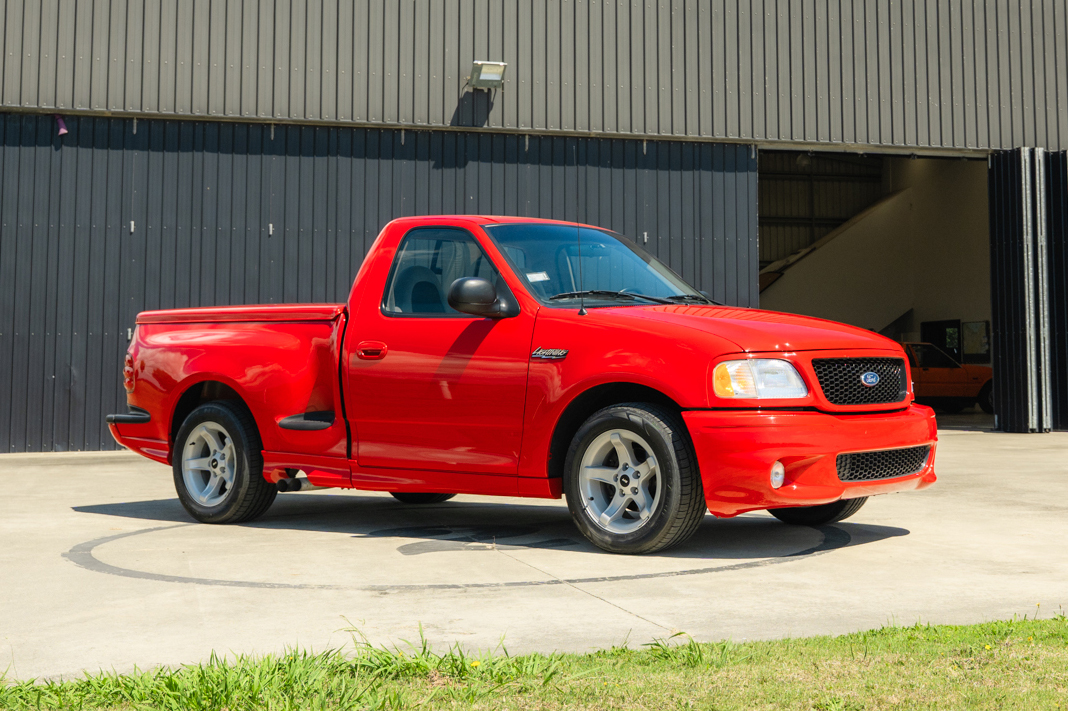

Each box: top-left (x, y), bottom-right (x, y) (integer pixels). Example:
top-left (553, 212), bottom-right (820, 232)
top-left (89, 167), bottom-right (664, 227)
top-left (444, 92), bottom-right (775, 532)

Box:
top-left (63, 523), bottom-right (852, 592)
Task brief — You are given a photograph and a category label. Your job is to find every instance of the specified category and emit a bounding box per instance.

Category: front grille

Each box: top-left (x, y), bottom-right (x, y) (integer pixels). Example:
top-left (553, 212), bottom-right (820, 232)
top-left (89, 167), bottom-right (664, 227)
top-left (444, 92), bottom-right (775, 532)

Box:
top-left (836, 445), bottom-right (931, 482)
top-left (811, 357), bottom-right (906, 406)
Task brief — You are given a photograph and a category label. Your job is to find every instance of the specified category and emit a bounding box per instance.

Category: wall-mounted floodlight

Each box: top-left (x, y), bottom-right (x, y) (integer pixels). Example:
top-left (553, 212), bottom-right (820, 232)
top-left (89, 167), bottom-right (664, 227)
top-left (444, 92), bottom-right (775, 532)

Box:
top-left (468, 61), bottom-right (507, 89)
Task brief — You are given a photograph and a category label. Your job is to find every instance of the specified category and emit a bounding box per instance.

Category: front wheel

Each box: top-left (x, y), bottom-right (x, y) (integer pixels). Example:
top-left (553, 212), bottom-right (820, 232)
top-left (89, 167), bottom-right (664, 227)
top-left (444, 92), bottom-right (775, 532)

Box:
top-left (564, 403), bottom-right (706, 554)
top-left (978, 382), bottom-right (994, 415)
top-left (768, 497), bottom-right (867, 526)
top-left (172, 401), bottom-right (277, 524)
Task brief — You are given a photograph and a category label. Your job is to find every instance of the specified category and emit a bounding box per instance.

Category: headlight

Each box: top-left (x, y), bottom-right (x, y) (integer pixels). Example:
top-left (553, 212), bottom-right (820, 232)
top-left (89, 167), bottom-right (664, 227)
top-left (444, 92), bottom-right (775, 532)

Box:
top-left (713, 359), bottom-right (808, 399)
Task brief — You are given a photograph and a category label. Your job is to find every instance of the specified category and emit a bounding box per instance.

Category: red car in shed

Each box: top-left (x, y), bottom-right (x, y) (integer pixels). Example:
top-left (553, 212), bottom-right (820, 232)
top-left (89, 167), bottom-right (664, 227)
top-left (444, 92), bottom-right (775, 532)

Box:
top-left (904, 342), bottom-right (994, 414)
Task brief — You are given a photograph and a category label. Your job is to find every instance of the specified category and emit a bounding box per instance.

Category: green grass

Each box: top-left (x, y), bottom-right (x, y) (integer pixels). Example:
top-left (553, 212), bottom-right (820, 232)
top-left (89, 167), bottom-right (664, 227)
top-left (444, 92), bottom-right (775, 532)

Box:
top-left (3, 617), bottom-right (1066, 710)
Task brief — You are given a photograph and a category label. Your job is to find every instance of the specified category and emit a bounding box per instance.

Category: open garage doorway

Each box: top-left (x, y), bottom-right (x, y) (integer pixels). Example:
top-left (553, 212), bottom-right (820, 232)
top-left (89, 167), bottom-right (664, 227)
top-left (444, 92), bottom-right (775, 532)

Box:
top-left (758, 151), bottom-right (994, 429)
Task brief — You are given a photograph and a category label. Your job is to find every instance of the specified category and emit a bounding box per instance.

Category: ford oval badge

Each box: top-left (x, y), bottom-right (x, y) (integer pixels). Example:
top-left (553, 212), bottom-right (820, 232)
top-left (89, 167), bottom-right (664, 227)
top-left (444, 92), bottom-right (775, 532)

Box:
top-left (860, 371), bottom-right (880, 387)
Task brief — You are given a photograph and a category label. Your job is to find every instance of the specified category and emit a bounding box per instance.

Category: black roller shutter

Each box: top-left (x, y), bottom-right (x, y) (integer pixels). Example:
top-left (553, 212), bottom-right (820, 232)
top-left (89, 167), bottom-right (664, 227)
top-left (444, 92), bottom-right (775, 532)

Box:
top-left (1048, 151), bottom-right (1068, 431)
top-left (988, 148), bottom-right (1054, 433)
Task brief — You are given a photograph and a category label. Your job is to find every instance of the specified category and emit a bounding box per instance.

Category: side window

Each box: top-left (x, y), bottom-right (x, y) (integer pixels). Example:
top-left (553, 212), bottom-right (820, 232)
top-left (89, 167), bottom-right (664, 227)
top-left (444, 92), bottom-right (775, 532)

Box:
top-left (382, 228), bottom-right (499, 316)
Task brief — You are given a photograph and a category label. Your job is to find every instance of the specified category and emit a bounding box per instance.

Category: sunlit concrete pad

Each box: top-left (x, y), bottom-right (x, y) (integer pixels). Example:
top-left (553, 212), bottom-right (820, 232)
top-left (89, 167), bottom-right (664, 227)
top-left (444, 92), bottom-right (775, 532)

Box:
top-left (1, 422), bottom-right (1065, 680)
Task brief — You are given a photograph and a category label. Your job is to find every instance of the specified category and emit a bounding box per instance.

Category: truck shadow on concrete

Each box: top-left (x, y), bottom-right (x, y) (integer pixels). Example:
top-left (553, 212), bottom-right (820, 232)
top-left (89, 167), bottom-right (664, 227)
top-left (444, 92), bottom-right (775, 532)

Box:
top-left (73, 493), bottom-right (909, 561)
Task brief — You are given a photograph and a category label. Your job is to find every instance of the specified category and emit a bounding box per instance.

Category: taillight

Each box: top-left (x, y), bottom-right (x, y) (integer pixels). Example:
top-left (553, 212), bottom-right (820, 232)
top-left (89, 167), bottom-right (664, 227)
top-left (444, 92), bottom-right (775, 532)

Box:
top-left (123, 353), bottom-right (135, 392)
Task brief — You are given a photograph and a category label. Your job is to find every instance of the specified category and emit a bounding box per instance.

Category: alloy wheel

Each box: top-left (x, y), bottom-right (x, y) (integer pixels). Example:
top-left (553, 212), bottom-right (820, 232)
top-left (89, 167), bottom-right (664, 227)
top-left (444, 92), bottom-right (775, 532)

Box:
top-left (181, 422), bottom-right (236, 507)
top-left (577, 428), bottom-right (662, 534)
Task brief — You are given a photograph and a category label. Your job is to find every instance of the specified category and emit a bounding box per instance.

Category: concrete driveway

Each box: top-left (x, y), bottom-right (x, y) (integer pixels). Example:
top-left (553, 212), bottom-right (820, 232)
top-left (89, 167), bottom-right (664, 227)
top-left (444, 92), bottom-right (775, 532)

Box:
top-left (2, 419), bottom-right (1066, 680)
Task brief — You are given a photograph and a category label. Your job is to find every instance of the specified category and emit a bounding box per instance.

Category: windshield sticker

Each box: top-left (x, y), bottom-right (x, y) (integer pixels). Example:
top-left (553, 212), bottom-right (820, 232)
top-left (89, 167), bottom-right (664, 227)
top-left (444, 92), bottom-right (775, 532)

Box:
top-left (526, 271), bottom-right (551, 283)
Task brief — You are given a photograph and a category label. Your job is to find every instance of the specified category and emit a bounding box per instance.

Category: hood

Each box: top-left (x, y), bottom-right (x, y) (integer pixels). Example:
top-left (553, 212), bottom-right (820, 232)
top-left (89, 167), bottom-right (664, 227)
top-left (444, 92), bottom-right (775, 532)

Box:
top-left (614, 304), bottom-right (902, 353)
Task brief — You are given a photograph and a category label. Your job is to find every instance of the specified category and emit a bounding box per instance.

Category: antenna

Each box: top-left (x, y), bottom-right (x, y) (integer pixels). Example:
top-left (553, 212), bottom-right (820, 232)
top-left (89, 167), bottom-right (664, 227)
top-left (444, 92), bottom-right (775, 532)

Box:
top-left (576, 222), bottom-right (586, 316)
top-left (574, 144), bottom-right (586, 316)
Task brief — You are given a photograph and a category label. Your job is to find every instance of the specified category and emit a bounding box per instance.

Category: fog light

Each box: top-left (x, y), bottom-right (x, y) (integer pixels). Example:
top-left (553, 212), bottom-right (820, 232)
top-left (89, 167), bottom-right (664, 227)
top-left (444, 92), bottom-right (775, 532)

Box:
top-left (770, 461), bottom-right (785, 489)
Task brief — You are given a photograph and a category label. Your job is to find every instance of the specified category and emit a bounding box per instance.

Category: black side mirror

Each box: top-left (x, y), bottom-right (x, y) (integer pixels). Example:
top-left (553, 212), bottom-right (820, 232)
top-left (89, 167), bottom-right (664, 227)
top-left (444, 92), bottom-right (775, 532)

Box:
top-left (447, 277), bottom-right (518, 318)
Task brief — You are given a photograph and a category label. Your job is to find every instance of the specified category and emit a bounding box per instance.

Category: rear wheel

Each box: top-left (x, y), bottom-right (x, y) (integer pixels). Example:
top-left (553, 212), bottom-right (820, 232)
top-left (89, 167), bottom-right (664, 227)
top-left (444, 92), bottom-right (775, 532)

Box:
top-left (564, 403), bottom-right (706, 554)
top-left (172, 401), bottom-right (276, 524)
top-left (978, 382), bottom-right (994, 415)
top-left (769, 497), bottom-right (867, 526)
top-left (389, 492), bottom-right (456, 504)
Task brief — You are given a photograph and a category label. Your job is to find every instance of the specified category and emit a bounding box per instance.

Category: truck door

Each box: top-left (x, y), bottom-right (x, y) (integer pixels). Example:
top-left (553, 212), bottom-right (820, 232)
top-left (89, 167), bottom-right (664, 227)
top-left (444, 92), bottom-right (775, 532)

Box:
top-left (344, 226), bottom-right (535, 476)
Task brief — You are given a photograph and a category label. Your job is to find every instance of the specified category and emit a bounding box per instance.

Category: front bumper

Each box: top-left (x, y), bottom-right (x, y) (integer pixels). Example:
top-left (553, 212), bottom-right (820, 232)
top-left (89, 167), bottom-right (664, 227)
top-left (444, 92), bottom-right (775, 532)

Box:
top-left (682, 404), bottom-right (937, 517)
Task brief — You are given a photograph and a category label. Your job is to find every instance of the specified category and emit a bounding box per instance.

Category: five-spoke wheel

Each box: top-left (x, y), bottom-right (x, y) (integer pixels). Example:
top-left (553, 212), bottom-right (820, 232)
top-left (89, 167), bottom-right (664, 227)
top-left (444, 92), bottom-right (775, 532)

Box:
top-left (564, 403), bottom-right (706, 554)
top-left (181, 422), bottom-right (237, 507)
top-left (577, 429), bottom-right (661, 534)
top-left (172, 401), bottom-right (276, 524)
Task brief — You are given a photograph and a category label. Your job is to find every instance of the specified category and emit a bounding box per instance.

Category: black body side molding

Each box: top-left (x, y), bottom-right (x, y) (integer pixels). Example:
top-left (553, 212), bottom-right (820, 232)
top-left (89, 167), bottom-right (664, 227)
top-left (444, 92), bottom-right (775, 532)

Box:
top-left (278, 411), bottom-right (336, 431)
top-left (105, 406), bottom-right (152, 425)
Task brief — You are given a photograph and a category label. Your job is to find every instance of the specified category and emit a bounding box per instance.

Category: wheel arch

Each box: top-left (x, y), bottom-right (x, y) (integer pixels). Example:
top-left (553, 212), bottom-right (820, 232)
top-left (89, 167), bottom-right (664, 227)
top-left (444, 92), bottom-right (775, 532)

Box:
top-left (170, 379), bottom-right (257, 451)
top-left (547, 382), bottom-right (682, 480)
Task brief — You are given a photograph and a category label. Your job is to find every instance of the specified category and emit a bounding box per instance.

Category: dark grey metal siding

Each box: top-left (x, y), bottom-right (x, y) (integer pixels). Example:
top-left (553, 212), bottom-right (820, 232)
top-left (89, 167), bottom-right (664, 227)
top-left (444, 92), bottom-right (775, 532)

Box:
top-left (987, 148), bottom-right (1054, 433)
top-left (1, 1), bottom-right (1065, 152)
top-left (0, 113), bottom-right (758, 452)
top-left (1048, 150), bottom-right (1068, 430)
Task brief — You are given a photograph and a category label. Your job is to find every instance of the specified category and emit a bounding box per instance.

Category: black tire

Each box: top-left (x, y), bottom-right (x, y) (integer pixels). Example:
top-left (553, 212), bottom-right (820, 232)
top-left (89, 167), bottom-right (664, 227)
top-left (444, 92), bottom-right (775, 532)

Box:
top-left (769, 497), bottom-right (867, 526)
top-left (389, 492), bottom-right (456, 504)
top-left (172, 401), bottom-right (277, 524)
top-left (938, 400), bottom-right (965, 414)
top-left (563, 403), bottom-right (706, 554)
top-left (978, 382), bottom-right (994, 415)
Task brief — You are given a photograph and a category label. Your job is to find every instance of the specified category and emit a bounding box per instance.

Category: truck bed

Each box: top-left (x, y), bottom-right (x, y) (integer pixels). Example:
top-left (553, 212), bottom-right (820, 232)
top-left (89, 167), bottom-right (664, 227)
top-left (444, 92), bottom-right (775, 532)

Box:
top-left (137, 304), bottom-right (344, 324)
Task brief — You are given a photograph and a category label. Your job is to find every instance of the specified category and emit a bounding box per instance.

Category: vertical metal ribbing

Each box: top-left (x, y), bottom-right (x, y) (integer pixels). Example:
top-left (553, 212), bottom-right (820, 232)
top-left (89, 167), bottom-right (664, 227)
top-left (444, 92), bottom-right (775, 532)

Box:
top-left (0, 113), bottom-right (761, 451)
top-left (988, 152), bottom-right (1000, 431)
top-left (6, 0), bottom-right (1068, 149)
top-left (1034, 148), bottom-right (1053, 432)
top-left (1021, 148), bottom-right (1038, 432)
top-left (1048, 151), bottom-right (1068, 431)
top-left (990, 147), bottom-right (1061, 433)
top-left (990, 151), bottom-right (1010, 432)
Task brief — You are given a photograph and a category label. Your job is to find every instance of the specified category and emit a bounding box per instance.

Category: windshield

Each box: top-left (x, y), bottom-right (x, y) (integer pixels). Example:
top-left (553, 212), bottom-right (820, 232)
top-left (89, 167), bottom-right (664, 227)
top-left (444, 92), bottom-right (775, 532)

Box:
top-left (482, 223), bottom-right (705, 306)
top-left (910, 344), bottom-right (961, 369)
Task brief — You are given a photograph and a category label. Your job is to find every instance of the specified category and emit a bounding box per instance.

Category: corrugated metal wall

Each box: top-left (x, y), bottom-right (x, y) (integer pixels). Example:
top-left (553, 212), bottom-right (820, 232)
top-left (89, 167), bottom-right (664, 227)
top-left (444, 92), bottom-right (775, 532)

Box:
top-left (987, 148), bottom-right (1053, 433)
top-left (0, 113), bottom-right (758, 452)
top-left (1, 0), bottom-right (1065, 152)
top-left (1048, 150), bottom-right (1068, 430)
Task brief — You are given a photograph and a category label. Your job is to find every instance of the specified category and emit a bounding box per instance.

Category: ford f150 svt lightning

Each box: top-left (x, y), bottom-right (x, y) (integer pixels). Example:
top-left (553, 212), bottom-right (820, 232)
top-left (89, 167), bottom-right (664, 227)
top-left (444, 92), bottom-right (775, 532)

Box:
top-left (108, 216), bottom-right (937, 554)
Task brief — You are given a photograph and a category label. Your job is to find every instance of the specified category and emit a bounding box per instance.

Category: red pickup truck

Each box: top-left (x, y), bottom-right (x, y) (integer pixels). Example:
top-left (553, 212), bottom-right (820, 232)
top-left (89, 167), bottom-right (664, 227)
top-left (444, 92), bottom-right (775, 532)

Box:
top-left (108, 216), bottom-right (937, 554)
